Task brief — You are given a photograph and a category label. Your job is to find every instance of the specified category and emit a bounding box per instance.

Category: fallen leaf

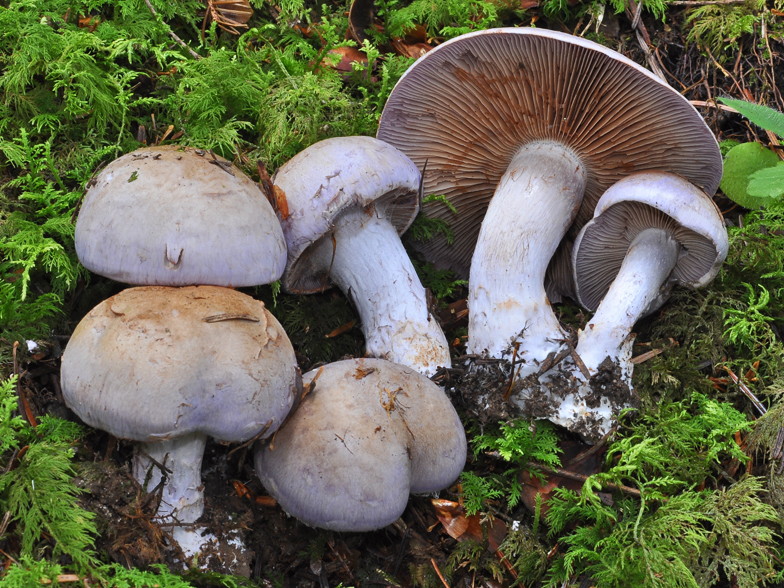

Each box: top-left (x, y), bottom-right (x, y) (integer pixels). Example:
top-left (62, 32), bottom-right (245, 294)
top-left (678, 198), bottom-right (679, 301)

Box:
top-left (326, 319), bottom-right (356, 338)
top-left (431, 499), bottom-right (506, 553)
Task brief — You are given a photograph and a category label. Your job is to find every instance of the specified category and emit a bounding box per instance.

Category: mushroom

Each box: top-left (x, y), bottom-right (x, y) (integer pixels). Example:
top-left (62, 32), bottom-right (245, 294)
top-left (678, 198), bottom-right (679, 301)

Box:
top-left (60, 286), bottom-right (300, 552)
top-left (572, 171), bottom-right (728, 376)
top-left (76, 145), bottom-right (286, 286)
top-left (526, 172), bottom-right (728, 440)
top-left (273, 136), bottom-right (451, 376)
top-left (376, 28), bottom-right (722, 375)
top-left (254, 358), bottom-right (466, 531)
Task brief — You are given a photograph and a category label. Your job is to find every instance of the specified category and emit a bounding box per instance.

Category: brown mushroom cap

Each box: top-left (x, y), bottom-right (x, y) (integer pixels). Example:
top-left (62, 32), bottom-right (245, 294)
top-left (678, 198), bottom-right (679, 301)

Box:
top-left (61, 286), bottom-right (299, 442)
top-left (76, 146), bottom-right (287, 287)
top-left (376, 28), bottom-right (722, 282)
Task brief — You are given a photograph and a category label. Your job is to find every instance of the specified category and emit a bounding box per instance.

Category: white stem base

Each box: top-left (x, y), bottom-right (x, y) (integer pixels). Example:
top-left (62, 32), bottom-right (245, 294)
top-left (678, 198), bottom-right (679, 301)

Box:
top-left (467, 141), bottom-right (586, 375)
top-left (132, 432), bottom-right (207, 523)
top-left (312, 207), bottom-right (451, 375)
top-left (576, 228), bottom-right (680, 377)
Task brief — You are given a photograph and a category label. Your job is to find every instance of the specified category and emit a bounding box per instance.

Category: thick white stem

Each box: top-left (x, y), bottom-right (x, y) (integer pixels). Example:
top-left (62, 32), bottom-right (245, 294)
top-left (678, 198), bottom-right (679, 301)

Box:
top-left (312, 207), bottom-right (451, 375)
top-left (467, 141), bottom-right (586, 370)
top-left (576, 228), bottom-right (680, 375)
top-left (132, 432), bottom-right (207, 523)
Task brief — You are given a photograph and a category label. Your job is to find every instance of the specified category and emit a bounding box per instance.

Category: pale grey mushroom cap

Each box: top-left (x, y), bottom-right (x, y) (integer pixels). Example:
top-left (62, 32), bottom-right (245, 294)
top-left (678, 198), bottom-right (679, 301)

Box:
top-left (573, 172), bottom-right (729, 312)
top-left (61, 286), bottom-right (299, 442)
top-left (254, 358), bottom-right (466, 532)
top-left (76, 146), bottom-right (286, 286)
top-left (274, 136), bottom-right (421, 293)
top-left (376, 28), bottom-right (723, 294)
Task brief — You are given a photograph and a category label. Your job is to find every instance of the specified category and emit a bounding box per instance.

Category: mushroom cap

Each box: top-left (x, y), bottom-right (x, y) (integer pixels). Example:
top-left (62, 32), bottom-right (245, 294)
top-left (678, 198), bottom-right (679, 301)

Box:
top-left (75, 146), bottom-right (287, 286)
top-left (572, 172), bottom-right (729, 311)
top-left (376, 27), bottom-right (722, 281)
top-left (61, 286), bottom-right (299, 443)
top-left (273, 136), bottom-right (421, 293)
top-left (254, 358), bottom-right (466, 531)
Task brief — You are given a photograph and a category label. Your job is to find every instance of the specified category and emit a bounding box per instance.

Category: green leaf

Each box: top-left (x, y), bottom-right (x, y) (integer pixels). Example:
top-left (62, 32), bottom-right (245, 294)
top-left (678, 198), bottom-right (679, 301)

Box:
top-left (747, 161), bottom-right (784, 199)
top-left (719, 141), bottom-right (780, 208)
top-left (719, 98), bottom-right (784, 138)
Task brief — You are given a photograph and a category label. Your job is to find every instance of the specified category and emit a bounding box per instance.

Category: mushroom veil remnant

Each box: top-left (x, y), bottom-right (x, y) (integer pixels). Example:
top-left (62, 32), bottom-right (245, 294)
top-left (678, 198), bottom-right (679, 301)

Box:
top-left (377, 28), bottom-right (722, 377)
top-left (255, 358), bottom-right (466, 531)
top-left (274, 136), bottom-right (451, 376)
top-left (61, 287), bottom-right (300, 542)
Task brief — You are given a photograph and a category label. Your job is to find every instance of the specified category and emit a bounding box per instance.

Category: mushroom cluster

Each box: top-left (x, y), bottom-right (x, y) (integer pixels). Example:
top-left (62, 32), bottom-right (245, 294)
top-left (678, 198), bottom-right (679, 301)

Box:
top-left (376, 28), bottom-right (728, 441)
top-left (63, 146), bottom-right (300, 556)
top-left (65, 142), bottom-right (466, 551)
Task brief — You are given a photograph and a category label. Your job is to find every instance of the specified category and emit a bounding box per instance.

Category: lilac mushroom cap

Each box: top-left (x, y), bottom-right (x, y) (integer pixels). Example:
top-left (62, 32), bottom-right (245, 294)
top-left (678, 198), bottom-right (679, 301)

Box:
top-left (75, 146), bottom-right (286, 286)
top-left (571, 171), bottom-right (729, 377)
top-left (377, 28), bottom-right (722, 371)
top-left (523, 173), bottom-right (728, 442)
top-left (274, 136), bottom-right (451, 375)
top-left (61, 286), bottom-right (300, 524)
top-left (254, 358), bottom-right (466, 532)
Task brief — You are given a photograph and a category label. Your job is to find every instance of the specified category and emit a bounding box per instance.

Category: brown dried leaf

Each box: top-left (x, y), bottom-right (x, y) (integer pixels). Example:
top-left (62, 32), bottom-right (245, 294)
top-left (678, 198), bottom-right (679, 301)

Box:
top-left (326, 319), bottom-right (357, 338)
top-left (391, 38), bottom-right (432, 59)
top-left (323, 47), bottom-right (369, 73)
top-left (431, 499), bottom-right (506, 553)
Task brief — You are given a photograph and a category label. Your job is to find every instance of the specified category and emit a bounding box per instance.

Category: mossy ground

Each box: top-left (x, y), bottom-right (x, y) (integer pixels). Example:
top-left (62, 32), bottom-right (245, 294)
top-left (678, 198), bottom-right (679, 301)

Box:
top-left (2, 0), bottom-right (784, 586)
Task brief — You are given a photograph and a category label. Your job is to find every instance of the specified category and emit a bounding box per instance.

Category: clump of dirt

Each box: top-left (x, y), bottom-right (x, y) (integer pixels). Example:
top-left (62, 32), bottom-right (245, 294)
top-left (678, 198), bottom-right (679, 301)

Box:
top-left (443, 358), bottom-right (516, 430)
top-left (447, 354), bottom-right (639, 443)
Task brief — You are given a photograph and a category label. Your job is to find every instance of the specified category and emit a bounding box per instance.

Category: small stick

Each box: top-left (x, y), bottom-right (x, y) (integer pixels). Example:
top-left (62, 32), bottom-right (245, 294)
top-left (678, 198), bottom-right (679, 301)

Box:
top-left (227, 419), bottom-right (274, 457)
top-left (723, 366), bottom-right (767, 416)
top-left (527, 462), bottom-right (642, 498)
top-left (537, 348), bottom-right (570, 376)
top-left (567, 428), bottom-right (615, 467)
top-left (430, 558), bottom-right (450, 588)
top-left (689, 100), bottom-right (739, 113)
top-left (502, 342), bottom-right (521, 401)
top-left (568, 343), bottom-right (591, 380)
top-left (143, 0), bottom-right (201, 60)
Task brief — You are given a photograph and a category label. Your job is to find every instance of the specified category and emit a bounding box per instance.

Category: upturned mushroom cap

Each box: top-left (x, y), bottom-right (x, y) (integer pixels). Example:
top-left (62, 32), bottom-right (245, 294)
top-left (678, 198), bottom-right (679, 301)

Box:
top-left (75, 146), bottom-right (287, 286)
top-left (274, 136), bottom-right (421, 293)
top-left (254, 358), bottom-right (466, 532)
top-left (61, 286), bottom-right (299, 442)
top-left (376, 28), bottom-right (722, 285)
top-left (572, 172), bottom-right (729, 313)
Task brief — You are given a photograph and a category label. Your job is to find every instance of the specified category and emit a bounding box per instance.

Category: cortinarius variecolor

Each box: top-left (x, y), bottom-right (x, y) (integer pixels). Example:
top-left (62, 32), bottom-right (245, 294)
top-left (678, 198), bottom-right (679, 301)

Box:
top-left (274, 136), bottom-right (451, 376)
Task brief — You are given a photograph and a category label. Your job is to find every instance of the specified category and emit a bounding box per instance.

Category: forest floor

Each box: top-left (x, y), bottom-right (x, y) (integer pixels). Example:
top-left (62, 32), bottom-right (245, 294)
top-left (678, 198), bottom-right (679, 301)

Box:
top-left (2, 0), bottom-right (784, 587)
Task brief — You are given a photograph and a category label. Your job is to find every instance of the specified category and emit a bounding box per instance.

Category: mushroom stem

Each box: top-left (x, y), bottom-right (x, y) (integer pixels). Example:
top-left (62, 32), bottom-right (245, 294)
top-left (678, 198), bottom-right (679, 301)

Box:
top-left (575, 228), bottom-right (680, 376)
top-left (467, 141), bottom-right (586, 370)
top-left (311, 206), bottom-right (451, 375)
top-left (132, 432), bottom-right (208, 523)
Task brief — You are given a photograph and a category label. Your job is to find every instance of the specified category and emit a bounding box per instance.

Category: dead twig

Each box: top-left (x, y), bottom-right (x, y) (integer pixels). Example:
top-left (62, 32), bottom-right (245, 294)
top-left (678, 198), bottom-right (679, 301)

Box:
top-left (430, 558), bottom-right (450, 588)
top-left (723, 366), bottom-right (767, 416)
top-left (227, 419), bottom-right (274, 457)
top-left (527, 462), bottom-right (643, 499)
top-left (143, 0), bottom-right (201, 60)
top-left (567, 428), bottom-right (615, 467)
